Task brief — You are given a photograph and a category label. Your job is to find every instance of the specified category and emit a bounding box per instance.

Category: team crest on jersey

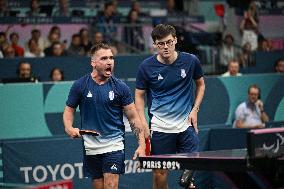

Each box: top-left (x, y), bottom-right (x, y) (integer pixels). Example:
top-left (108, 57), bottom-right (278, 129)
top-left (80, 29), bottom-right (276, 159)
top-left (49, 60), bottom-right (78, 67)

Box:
top-left (109, 91), bottom-right (114, 100)
top-left (158, 74), bottom-right (164, 80)
top-left (181, 69), bottom-right (186, 78)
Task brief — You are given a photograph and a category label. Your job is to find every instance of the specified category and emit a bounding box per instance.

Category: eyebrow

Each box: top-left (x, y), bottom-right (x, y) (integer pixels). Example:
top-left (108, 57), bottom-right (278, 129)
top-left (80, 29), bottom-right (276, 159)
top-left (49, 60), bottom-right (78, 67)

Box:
top-left (157, 39), bottom-right (174, 43)
top-left (100, 56), bottom-right (114, 60)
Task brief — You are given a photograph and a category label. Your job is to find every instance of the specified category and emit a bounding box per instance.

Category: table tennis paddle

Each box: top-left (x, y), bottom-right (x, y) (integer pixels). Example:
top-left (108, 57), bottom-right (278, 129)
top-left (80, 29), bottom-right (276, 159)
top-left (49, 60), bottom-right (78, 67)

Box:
top-left (145, 137), bottom-right (151, 156)
top-left (79, 130), bottom-right (100, 136)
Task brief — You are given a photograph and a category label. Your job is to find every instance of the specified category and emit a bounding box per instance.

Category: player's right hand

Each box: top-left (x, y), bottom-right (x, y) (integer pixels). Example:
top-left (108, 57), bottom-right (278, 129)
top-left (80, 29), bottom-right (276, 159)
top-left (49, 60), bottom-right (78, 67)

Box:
top-left (65, 127), bottom-right (81, 138)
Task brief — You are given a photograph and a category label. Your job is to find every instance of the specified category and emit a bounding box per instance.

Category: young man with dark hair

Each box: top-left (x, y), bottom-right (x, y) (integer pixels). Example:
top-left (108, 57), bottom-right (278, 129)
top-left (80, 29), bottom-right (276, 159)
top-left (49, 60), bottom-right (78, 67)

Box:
top-left (135, 24), bottom-right (205, 189)
top-left (63, 42), bottom-right (145, 189)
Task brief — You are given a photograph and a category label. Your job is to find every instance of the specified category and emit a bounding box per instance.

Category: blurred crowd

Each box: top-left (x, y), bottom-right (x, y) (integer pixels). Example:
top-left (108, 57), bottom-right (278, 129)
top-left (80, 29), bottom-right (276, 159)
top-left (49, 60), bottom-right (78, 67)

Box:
top-left (0, 0), bottom-right (283, 83)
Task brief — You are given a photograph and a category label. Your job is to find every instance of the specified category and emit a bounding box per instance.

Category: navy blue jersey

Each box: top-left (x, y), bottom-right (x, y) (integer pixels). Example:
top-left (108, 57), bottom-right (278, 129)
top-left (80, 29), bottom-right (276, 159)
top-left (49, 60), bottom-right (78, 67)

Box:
top-left (66, 74), bottom-right (133, 153)
top-left (136, 52), bottom-right (203, 133)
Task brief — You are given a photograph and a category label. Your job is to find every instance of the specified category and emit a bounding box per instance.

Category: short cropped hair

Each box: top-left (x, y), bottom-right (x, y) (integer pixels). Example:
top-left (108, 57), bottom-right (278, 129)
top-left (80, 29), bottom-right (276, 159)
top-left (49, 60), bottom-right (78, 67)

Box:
top-left (151, 24), bottom-right (176, 42)
top-left (228, 58), bottom-right (239, 65)
top-left (248, 84), bottom-right (261, 99)
top-left (90, 42), bottom-right (111, 57)
top-left (274, 58), bottom-right (284, 71)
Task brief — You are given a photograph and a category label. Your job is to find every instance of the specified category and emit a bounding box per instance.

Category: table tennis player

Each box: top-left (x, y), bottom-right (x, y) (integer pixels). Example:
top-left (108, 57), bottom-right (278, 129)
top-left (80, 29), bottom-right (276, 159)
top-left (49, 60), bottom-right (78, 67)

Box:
top-left (63, 42), bottom-right (145, 189)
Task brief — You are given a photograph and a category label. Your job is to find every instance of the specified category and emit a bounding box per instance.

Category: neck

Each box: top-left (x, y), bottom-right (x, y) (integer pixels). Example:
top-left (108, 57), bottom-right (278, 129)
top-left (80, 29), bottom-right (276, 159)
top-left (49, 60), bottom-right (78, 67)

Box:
top-left (91, 71), bottom-right (109, 85)
top-left (157, 51), bottom-right (177, 64)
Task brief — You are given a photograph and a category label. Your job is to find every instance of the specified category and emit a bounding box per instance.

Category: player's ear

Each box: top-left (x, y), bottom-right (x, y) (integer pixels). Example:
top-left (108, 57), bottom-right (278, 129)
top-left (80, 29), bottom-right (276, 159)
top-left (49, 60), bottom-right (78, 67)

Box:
top-left (91, 58), bottom-right (96, 67)
top-left (153, 42), bottom-right (157, 49)
top-left (174, 37), bottom-right (177, 44)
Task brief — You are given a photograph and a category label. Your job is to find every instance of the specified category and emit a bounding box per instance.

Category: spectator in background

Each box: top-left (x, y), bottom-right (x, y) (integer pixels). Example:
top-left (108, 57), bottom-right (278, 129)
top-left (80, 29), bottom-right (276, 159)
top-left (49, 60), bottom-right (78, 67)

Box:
top-left (0, 0), bottom-right (10, 16)
top-left (131, 1), bottom-right (147, 17)
top-left (0, 31), bottom-right (7, 51)
top-left (50, 67), bottom-right (64, 81)
top-left (25, 39), bottom-right (45, 57)
top-left (110, 0), bottom-right (121, 17)
top-left (17, 61), bottom-right (39, 82)
top-left (50, 41), bottom-right (67, 57)
top-left (124, 9), bottom-right (145, 52)
top-left (238, 42), bottom-right (254, 68)
top-left (2, 44), bottom-right (15, 58)
top-left (79, 28), bottom-right (92, 55)
top-left (92, 31), bottom-right (104, 44)
top-left (25, 29), bottom-right (45, 52)
top-left (274, 58), bottom-right (284, 73)
top-left (240, 2), bottom-right (259, 51)
top-left (92, 31), bottom-right (118, 55)
top-left (68, 34), bottom-right (84, 56)
top-left (26, 0), bottom-right (43, 16)
top-left (221, 59), bottom-right (242, 77)
top-left (44, 32), bottom-right (61, 56)
top-left (96, 1), bottom-right (117, 43)
top-left (257, 38), bottom-right (272, 52)
top-left (219, 34), bottom-right (237, 73)
top-left (247, 1), bottom-right (259, 24)
top-left (233, 84), bottom-right (269, 129)
top-left (44, 26), bottom-right (61, 49)
top-left (52, 0), bottom-right (70, 17)
top-left (166, 0), bottom-right (180, 16)
top-left (10, 32), bottom-right (24, 57)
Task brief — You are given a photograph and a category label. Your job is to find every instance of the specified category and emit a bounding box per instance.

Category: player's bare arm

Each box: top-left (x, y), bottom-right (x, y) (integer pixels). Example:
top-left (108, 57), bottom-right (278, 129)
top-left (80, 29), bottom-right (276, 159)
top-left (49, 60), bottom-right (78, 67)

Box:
top-left (124, 102), bottom-right (146, 159)
top-left (135, 89), bottom-right (150, 138)
top-left (189, 77), bottom-right (205, 133)
top-left (63, 106), bottom-right (81, 138)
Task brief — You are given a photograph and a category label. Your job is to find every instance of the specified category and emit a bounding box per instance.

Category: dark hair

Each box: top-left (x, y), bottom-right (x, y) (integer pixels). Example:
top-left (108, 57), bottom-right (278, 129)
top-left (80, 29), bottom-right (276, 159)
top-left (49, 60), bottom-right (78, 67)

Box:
top-left (17, 61), bottom-right (31, 75)
top-left (274, 58), bottom-right (284, 72)
top-left (72, 33), bottom-right (80, 39)
top-left (51, 41), bottom-right (61, 48)
top-left (28, 38), bottom-right (37, 46)
top-left (49, 67), bottom-right (64, 81)
top-left (228, 58), bottom-right (239, 65)
top-left (224, 33), bottom-right (234, 42)
top-left (104, 1), bottom-right (113, 9)
top-left (31, 29), bottom-right (40, 34)
top-left (79, 28), bottom-right (88, 36)
top-left (9, 32), bottom-right (19, 40)
top-left (248, 84), bottom-right (261, 99)
top-left (151, 24), bottom-right (176, 42)
top-left (0, 32), bottom-right (6, 37)
top-left (90, 42), bottom-right (111, 57)
top-left (127, 9), bottom-right (138, 22)
top-left (50, 26), bottom-right (60, 33)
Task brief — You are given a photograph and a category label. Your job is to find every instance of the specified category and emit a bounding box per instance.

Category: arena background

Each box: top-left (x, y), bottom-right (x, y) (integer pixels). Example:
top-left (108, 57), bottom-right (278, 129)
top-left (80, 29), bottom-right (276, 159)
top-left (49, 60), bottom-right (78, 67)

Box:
top-left (1, 0), bottom-right (284, 188)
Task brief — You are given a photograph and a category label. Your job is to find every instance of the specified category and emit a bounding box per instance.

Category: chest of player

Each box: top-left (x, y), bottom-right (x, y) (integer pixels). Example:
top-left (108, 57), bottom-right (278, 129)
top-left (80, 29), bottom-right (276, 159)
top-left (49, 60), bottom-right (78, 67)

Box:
top-left (81, 84), bottom-right (121, 111)
top-left (148, 64), bottom-right (193, 91)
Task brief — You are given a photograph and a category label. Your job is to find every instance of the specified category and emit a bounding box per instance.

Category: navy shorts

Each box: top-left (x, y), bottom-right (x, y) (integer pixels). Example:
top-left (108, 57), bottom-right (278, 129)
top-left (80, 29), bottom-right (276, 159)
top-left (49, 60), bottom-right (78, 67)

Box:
top-left (151, 126), bottom-right (199, 155)
top-left (83, 150), bottom-right (125, 179)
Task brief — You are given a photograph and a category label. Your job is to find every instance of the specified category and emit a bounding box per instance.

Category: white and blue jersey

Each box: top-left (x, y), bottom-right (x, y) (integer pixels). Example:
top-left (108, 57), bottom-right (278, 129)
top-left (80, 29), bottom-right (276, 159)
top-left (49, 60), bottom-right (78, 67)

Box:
top-left (66, 74), bottom-right (133, 155)
top-left (136, 52), bottom-right (203, 133)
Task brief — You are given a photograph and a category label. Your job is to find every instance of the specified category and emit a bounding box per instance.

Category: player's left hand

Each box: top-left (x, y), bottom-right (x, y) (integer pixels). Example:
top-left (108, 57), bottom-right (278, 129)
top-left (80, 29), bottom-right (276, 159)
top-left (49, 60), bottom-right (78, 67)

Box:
top-left (188, 110), bottom-right (198, 134)
top-left (133, 145), bottom-right (146, 160)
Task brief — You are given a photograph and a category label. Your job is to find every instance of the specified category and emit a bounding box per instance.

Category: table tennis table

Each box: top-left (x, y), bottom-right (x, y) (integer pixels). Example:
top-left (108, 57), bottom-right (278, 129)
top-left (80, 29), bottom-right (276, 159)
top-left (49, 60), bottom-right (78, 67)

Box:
top-left (139, 128), bottom-right (284, 188)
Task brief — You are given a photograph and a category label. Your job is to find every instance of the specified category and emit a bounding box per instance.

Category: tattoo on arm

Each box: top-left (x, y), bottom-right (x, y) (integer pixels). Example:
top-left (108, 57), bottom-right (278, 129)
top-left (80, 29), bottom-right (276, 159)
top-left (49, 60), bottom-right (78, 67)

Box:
top-left (130, 121), bottom-right (142, 142)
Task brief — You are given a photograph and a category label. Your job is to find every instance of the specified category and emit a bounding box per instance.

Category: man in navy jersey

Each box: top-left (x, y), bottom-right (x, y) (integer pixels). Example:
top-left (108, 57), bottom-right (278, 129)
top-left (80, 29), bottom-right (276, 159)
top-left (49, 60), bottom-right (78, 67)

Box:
top-left (63, 42), bottom-right (145, 189)
top-left (135, 24), bottom-right (205, 189)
